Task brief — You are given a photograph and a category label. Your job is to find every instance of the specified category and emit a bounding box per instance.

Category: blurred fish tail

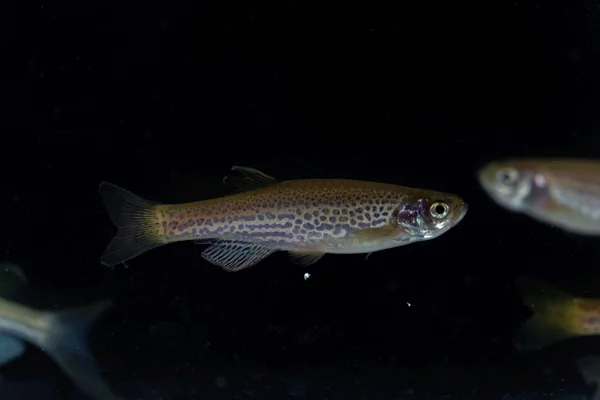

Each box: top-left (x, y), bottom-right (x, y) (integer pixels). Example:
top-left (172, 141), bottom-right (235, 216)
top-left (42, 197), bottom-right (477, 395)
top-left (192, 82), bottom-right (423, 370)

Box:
top-left (99, 182), bottom-right (165, 267)
top-left (43, 300), bottom-right (124, 400)
top-left (514, 275), bottom-right (579, 350)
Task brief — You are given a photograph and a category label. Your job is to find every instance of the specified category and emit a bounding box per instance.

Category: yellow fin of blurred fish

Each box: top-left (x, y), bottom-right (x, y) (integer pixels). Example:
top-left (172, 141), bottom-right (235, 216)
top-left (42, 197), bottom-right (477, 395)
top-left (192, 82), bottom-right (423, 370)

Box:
top-left (222, 166), bottom-right (280, 193)
top-left (514, 275), bottom-right (580, 351)
top-left (98, 182), bottom-right (165, 267)
top-left (201, 240), bottom-right (277, 272)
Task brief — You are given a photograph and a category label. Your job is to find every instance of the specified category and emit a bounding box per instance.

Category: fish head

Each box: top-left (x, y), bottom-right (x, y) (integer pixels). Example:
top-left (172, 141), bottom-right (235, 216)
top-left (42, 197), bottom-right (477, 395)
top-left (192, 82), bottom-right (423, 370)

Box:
top-left (391, 192), bottom-right (468, 240)
top-left (477, 160), bottom-right (540, 212)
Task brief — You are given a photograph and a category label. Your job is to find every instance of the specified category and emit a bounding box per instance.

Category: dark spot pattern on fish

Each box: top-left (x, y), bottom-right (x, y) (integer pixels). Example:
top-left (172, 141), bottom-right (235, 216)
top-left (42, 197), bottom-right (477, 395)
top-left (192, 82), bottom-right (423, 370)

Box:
top-left (245, 231), bottom-right (295, 239)
top-left (308, 231), bottom-right (321, 239)
top-left (277, 213), bottom-right (295, 220)
top-left (245, 222), bottom-right (293, 231)
top-left (159, 180), bottom-right (433, 249)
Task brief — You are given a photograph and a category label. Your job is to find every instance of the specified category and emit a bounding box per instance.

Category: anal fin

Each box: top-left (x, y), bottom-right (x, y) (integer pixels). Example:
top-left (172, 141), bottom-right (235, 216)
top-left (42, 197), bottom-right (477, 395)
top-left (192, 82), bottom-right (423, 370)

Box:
top-left (201, 240), bottom-right (276, 272)
top-left (0, 334), bottom-right (25, 367)
top-left (289, 251), bottom-right (325, 267)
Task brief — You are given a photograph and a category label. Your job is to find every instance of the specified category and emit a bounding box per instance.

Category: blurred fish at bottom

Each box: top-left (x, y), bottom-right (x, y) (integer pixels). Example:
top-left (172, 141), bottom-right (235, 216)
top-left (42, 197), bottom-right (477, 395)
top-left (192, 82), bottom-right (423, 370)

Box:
top-left (513, 276), bottom-right (600, 351)
top-left (478, 158), bottom-right (600, 235)
top-left (0, 262), bottom-right (125, 400)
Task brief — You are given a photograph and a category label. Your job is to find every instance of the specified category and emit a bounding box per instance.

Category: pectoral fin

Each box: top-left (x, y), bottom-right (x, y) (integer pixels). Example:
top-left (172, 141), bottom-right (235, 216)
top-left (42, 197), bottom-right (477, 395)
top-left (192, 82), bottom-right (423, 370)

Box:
top-left (350, 225), bottom-right (398, 243)
top-left (201, 240), bottom-right (276, 272)
top-left (288, 251), bottom-right (325, 267)
top-left (0, 334), bottom-right (25, 367)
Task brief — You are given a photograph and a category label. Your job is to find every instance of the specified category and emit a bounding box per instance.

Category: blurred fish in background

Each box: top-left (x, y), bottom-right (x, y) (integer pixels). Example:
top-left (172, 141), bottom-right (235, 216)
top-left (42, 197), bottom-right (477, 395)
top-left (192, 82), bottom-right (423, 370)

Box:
top-left (513, 275), bottom-right (600, 351)
top-left (478, 158), bottom-right (600, 235)
top-left (0, 262), bottom-right (125, 400)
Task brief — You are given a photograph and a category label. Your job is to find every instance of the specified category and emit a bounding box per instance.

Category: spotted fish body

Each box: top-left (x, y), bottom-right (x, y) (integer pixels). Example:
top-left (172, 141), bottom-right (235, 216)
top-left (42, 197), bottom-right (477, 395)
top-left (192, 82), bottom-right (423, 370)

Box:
top-left (100, 166), bottom-right (468, 271)
top-left (478, 158), bottom-right (600, 235)
top-left (164, 180), bottom-right (423, 251)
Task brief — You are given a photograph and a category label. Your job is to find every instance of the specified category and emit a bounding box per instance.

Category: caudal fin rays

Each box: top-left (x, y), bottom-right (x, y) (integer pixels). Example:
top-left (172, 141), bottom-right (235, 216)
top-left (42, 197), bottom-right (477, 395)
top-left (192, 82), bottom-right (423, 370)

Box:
top-left (98, 182), bottom-right (165, 267)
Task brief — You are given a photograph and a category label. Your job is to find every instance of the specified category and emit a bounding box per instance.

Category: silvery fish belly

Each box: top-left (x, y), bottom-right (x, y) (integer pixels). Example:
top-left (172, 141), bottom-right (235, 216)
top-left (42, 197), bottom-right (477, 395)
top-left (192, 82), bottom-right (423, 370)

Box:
top-left (99, 166), bottom-right (468, 271)
top-left (478, 158), bottom-right (600, 235)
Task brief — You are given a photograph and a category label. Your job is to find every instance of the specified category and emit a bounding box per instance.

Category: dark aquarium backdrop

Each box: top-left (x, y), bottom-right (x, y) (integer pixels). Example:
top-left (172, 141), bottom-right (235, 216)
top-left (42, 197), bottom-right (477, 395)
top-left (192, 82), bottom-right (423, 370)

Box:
top-left (3, 2), bottom-right (600, 399)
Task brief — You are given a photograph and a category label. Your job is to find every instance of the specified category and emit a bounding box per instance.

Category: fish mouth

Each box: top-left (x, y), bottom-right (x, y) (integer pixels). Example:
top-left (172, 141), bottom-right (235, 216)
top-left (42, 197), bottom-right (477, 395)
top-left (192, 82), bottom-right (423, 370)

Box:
top-left (454, 201), bottom-right (468, 224)
top-left (477, 164), bottom-right (501, 193)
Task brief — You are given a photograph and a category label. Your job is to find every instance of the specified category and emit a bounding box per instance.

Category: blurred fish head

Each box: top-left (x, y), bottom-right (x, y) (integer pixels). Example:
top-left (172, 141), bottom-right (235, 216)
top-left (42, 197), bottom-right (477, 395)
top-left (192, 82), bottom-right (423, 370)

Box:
top-left (392, 192), bottom-right (468, 239)
top-left (477, 160), bottom-right (538, 211)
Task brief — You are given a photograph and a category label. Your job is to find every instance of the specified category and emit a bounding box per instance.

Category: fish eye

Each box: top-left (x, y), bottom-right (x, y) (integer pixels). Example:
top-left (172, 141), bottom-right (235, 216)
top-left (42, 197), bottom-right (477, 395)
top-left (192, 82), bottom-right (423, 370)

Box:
top-left (496, 168), bottom-right (519, 186)
top-left (429, 201), bottom-right (449, 219)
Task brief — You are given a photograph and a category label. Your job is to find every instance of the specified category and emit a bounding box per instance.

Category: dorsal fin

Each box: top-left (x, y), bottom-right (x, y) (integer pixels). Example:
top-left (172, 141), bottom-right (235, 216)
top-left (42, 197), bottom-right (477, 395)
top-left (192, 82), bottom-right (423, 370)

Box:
top-left (0, 262), bottom-right (28, 299)
top-left (222, 166), bottom-right (279, 193)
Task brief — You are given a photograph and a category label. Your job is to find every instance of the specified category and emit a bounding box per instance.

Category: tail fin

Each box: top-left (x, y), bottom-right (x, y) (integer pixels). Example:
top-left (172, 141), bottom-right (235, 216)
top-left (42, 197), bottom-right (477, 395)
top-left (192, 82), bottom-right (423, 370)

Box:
top-left (99, 182), bottom-right (165, 267)
top-left (514, 275), bottom-right (579, 351)
top-left (42, 300), bottom-right (126, 400)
